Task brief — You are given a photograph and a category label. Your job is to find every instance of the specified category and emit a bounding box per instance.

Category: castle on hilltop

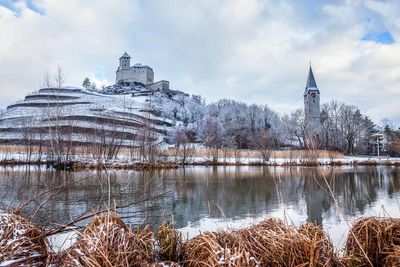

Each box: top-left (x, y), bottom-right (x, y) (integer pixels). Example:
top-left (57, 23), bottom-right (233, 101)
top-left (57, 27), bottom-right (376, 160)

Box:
top-left (116, 52), bottom-right (170, 91)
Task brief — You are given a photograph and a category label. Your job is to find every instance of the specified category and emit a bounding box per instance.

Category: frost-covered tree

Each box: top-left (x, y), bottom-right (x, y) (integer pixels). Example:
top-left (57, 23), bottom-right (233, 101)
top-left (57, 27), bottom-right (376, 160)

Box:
top-left (200, 116), bottom-right (224, 162)
top-left (321, 101), bottom-right (375, 154)
top-left (381, 120), bottom-right (400, 156)
top-left (289, 108), bottom-right (306, 148)
top-left (203, 100), bottom-right (283, 149)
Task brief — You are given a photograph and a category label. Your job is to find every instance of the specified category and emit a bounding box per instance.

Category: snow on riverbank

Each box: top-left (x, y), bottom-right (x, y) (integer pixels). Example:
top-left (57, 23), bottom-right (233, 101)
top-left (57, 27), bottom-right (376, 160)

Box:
top-left (0, 149), bottom-right (399, 167)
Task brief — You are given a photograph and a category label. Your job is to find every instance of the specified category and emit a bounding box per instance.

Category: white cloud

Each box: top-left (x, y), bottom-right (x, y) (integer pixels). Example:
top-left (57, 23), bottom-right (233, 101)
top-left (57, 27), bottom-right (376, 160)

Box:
top-left (0, 0), bottom-right (400, 124)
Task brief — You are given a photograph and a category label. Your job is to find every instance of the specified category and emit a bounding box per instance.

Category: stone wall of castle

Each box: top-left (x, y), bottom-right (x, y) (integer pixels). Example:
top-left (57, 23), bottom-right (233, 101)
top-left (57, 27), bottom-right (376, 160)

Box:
top-left (149, 80), bottom-right (170, 92)
top-left (116, 65), bottom-right (154, 85)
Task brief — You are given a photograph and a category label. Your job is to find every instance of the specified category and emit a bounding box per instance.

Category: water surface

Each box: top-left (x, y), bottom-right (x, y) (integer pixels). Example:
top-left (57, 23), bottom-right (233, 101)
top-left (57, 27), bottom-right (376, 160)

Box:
top-left (1, 165), bottom-right (399, 249)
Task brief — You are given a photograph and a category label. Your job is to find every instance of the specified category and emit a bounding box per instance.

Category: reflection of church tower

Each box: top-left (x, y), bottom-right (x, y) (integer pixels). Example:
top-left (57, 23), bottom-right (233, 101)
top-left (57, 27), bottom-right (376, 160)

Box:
top-left (304, 64), bottom-right (322, 145)
top-left (303, 170), bottom-right (331, 225)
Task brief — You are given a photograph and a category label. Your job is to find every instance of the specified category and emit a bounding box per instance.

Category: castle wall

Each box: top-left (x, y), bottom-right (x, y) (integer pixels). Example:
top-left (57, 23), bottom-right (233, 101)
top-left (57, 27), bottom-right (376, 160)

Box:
top-left (116, 66), bottom-right (154, 85)
top-left (149, 80), bottom-right (169, 91)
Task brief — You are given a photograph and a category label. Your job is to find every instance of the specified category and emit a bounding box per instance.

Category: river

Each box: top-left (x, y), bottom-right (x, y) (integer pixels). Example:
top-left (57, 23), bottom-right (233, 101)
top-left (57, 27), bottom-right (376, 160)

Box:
top-left (0, 165), bottom-right (399, 250)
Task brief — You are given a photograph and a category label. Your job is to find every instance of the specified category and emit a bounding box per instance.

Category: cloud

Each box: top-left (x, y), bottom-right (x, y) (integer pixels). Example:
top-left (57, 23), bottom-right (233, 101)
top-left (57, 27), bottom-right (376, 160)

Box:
top-left (0, 0), bottom-right (400, 124)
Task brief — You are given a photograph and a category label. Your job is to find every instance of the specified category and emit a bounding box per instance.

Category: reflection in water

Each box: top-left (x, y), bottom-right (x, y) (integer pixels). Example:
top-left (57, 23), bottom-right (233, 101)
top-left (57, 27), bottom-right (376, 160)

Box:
top-left (1, 166), bottom-right (400, 247)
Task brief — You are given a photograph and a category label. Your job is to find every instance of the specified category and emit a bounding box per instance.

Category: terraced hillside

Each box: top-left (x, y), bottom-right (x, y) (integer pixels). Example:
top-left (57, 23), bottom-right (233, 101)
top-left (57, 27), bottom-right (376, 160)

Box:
top-left (0, 86), bottom-right (174, 149)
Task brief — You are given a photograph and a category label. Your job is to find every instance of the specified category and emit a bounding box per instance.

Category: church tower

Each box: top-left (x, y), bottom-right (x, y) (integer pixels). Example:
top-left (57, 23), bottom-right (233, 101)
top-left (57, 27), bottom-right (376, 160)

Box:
top-left (119, 52), bottom-right (131, 70)
top-left (304, 64), bottom-right (322, 145)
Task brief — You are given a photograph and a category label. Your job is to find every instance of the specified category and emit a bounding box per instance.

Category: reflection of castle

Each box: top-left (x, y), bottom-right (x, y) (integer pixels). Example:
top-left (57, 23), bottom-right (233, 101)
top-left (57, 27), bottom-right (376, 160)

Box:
top-left (116, 52), bottom-right (170, 91)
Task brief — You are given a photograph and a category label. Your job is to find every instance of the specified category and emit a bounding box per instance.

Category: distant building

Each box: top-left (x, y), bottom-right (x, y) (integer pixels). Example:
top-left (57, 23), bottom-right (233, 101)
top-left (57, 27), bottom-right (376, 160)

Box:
top-left (304, 64), bottom-right (322, 146)
top-left (115, 52), bottom-right (170, 91)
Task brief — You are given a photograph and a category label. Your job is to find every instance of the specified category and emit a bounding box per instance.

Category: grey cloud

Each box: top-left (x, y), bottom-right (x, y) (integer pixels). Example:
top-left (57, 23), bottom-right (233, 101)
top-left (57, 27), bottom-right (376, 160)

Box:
top-left (0, 0), bottom-right (400, 124)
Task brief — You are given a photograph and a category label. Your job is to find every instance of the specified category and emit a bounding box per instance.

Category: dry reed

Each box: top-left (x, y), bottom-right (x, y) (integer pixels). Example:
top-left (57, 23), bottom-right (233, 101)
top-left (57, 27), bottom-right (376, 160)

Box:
top-left (156, 221), bottom-right (182, 262)
top-left (0, 213), bottom-right (48, 267)
top-left (384, 245), bottom-right (400, 266)
top-left (183, 230), bottom-right (257, 267)
top-left (182, 218), bottom-right (336, 267)
top-left (345, 217), bottom-right (400, 266)
top-left (6, 210), bottom-right (400, 266)
top-left (0, 145), bottom-right (344, 162)
top-left (61, 213), bottom-right (154, 267)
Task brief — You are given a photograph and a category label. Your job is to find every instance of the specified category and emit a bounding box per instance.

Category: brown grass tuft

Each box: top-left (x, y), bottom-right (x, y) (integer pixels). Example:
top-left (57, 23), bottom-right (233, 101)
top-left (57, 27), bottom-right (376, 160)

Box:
top-left (182, 218), bottom-right (336, 267)
top-left (0, 213), bottom-right (48, 266)
top-left (345, 217), bottom-right (400, 266)
top-left (61, 213), bottom-right (154, 267)
top-left (183, 230), bottom-right (256, 267)
top-left (298, 223), bottom-right (336, 265)
top-left (384, 245), bottom-right (400, 266)
top-left (156, 221), bottom-right (182, 262)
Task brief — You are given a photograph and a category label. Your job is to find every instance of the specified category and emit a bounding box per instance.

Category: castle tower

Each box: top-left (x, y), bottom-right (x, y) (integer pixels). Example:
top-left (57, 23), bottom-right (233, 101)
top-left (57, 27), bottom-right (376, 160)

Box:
top-left (119, 52), bottom-right (131, 70)
top-left (304, 64), bottom-right (322, 145)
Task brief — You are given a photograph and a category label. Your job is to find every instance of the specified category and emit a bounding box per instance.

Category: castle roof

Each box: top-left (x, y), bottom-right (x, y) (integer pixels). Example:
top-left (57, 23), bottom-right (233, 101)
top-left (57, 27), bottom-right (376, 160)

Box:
top-left (304, 64), bottom-right (320, 95)
top-left (120, 52), bottom-right (131, 59)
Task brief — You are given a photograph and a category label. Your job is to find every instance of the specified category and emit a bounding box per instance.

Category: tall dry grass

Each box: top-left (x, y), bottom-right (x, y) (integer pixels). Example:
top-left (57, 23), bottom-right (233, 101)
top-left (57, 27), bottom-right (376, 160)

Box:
top-left (166, 148), bottom-right (344, 160)
top-left (0, 213), bottom-right (48, 266)
top-left (345, 217), bottom-right (400, 266)
top-left (0, 145), bottom-right (344, 162)
top-left (4, 211), bottom-right (400, 266)
top-left (60, 213), bottom-right (154, 267)
top-left (156, 221), bottom-right (182, 262)
top-left (183, 218), bottom-right (337, 267)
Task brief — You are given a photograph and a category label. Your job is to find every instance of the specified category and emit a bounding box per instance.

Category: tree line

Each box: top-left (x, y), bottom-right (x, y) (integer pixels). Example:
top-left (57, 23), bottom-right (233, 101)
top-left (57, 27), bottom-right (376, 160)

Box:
top-left (162, 96), bottom-right (381, 157)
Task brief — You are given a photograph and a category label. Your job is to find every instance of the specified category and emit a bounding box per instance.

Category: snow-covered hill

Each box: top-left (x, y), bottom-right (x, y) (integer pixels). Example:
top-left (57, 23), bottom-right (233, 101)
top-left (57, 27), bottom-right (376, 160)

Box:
top-left (0, 86), bottom-right (178, 147)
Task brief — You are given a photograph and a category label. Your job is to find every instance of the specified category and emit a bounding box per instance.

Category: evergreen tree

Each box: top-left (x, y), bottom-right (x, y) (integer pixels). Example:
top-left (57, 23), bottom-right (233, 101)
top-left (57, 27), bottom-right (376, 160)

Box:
top-left (82, 77), bottom-right (91, 89)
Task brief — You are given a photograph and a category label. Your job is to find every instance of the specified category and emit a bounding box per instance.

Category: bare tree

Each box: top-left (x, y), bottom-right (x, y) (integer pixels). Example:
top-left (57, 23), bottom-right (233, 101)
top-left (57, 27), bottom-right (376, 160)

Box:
top-left (174, 127), bottom-right (194, 165)
top-left (200, 116), bottom-right (224, 163)
top-left (20, 119), bottom-right (35, 163)
top-left (255, 128), bottom-right (275, 163)
top-left (41, 70), bottom-right (52, 88)
top-left (54, 66), bottom-right (65, 88)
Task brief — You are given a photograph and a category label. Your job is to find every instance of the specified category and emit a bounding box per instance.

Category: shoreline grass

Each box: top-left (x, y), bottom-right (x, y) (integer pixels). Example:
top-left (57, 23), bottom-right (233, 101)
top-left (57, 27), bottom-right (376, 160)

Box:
top-left (2, 144), bottom-right (400, 171)
top-left (2, 212), bottom-right (400, 266)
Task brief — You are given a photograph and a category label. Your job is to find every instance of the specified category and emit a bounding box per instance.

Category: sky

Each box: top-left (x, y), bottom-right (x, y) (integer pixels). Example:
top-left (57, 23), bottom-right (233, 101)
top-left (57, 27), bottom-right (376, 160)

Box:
top-left (0, 0), bottom-right (400, 124)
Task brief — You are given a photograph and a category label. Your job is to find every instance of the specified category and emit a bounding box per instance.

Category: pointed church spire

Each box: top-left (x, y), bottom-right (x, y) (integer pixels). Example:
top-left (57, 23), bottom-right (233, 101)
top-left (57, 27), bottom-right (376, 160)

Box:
top-left (306, 64), bottom-right (318, 89)
top-left (304, 63), bottom-right (320, 96)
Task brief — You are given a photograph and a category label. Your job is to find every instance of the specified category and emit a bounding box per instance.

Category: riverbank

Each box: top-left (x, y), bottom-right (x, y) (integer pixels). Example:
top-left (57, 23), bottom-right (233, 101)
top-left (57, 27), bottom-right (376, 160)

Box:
top-left (1, 212), bottom-right (400, 266)
top-left (0, 146), bottom-right (399, 170)
top-left (1, 157), bottom-right (399, 171)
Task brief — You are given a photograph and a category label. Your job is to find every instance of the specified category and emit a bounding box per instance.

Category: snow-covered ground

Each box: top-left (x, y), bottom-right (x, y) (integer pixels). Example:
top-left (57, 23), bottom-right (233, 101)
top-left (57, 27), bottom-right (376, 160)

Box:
top-left (0, 86), bottom-right (178, 147)
top-left (0, 148), bottom-right (399, 166)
